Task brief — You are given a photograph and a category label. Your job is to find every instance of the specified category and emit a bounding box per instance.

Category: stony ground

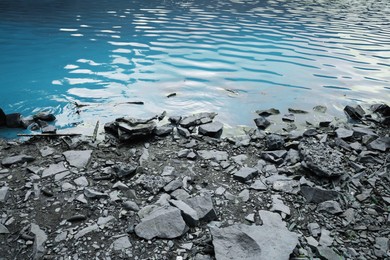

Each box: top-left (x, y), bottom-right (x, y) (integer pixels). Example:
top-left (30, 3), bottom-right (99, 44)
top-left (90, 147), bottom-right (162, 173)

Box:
top-left (0, 105), bottom-right (389, 260)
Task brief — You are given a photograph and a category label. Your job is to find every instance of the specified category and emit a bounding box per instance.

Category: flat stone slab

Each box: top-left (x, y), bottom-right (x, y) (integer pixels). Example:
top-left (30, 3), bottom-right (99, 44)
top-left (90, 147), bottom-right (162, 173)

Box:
top-left (198, 121), bottom-right (223, 137)
top-left (135, 206), bottom-right (188, 240)
top-left (63, 150), bottom-right (92, 168)
top-left (42, 162), bottom-right (67, 178)
top-left (179, 112), bottom-right (217, 128)
top-left (1, 154), bottom-right (35, 167)
top-left (301, 186), bottom-right (339, 204)
top-left (210, 211), bottom-right (298, 260)
top-left (233, 167), bottom-right (258, 183)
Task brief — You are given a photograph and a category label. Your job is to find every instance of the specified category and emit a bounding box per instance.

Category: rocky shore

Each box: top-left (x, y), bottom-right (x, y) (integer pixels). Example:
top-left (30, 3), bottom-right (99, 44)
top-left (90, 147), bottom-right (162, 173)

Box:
top-left (0, 104), bottom-right (389, 260)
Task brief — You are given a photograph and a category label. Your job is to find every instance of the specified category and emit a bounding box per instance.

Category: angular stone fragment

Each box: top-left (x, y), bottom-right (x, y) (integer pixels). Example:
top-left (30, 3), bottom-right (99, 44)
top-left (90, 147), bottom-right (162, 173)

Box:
top-left (1, 154), bottom-right (35, 167)
top-left (84, 188), bottom-right (109, 199)
top-left (210, 212), bottom-right (298, 260)
top-left (367, 137), bottom-right (390, 152)
top-left (198, 121), bottom-right (223, 137)
top-left (164, 179), bottom-right (183, 192)
top-left (113, 163), bottom-right (137, 178)
top-left (183, 195), bottom-right (217, 223)
top-left (0, 186), bottom-right (9, 203)
top-left (33, 112), bottom-right (56, 122)
top-left (40, 146), bottom-right (55, 157)
top-left (300, 186), bottom-right (339, 204)
top-left (42, 162), bottom-right (67, 178)
top-left (254, 117), bottom-right (270, 130)
top-left (31, 223), bottom-right (48, 259)
top-left (256, 108), bottom-right (280, 116)
top-left (74, 176), bottom-right (89, 187)
top-left (169, 199), bottom-right (200, 227)
top-left (136, 175), bottom-right (170, 194)
top-left (135, 206), bottom-right (188, 240)
top-left (179, 112), bottom-right (217, 128)
top-left (111, 235), bottom-right (132, 251)
top-left (335, 128), bottom-right (353, 139)
top-left (233, 167), bottom-right (258, 183)
top-left (344, 105), bottom-right (365, 120)
top-left (317, 246), bottom-right (342, 260)
top-left (317, 200), bottom-right (343, 214)
top-left (154, 126), bottom-right (173, 136)
top-left (270, 195), bottom-right (290, 216)
top-left (123, 201), bottom-right (140, 211)
top-left (0, 223), bottom-right (9, 234)
top-left (198, 150), bottom-right (228, 161)
top-left (273, 180), bottom-right (300, 194)
top-left (74, 224), bottom-right (99, 239)
top-left (266, 134), bottom-right (285, 150)
top-left (63, 150), bottom-right (92, 168)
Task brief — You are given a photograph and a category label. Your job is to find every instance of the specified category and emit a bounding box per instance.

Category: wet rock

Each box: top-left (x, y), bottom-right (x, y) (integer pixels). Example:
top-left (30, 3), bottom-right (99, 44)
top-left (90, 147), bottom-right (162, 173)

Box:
top-left (367, 137), bottom-right (390, 152)
top-left (0, 186), bottom-right (9, 203)
top-left (344, 105), bottom-right (365, 120)
top-left (371, 103), bottom-right (390, 116)
top-left (41, 125), bottom-right (57, 134)
top-left (198, 121), bottom-right (223, 137)
top-left (135, 206), bottom-right (188, 240)
top-left (5, 113), bottom-right (22, 128)
top-left (105, 117), bottom-right (157, 141)
top-left (233, 167), bottom-right (258, 183)
top-left (168, 116), bottom-right (181, 125)
top-left (177, 126), bottom-right (191, 138)
top-left (313, 105), bottom-right (327, 113)
top-left (335, 128), bottom-right (353, 139)
top-left (210, 211), bottom-right (298, 260)
top-left (266, 134), bottom-right (285, 150)
top-left (33, 112), bottom-right (56, 122)
top-left (164, 179), bottom-right (183, 192)
top-left (179, 112), bottom-right (217, 128)
top-left (256, 108), bottom-right (280, 116)
top-left (20, 116), bottom-right (35, 129)
top-left (301, 186), bottom-right (339, 204)
top-left (63, 150), bottom-right (92, 168)
top-left (288, 108), bottom-right (308, 114)
top-left (113, 163), bottom-right (137, 178)
top-left (299, 140), bottom-right (345, 177)
top-left (254, 117), bottom-right (270, 129)
top-left (1, 154), bottom-right (35, 167)
top-left (31, 223), bottom-right (47, 260)
top-left (282, 114), bottom-right (295, 122)
top-left (0, 108), bottom-right (6, 126)
top-left (317, 200), bottom-right (343, 214)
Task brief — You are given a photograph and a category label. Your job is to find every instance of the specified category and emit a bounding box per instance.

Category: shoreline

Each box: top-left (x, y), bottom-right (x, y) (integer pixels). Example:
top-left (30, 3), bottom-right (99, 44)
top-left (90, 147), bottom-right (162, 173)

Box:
top-left (0, 104), bottom-right (389, 259)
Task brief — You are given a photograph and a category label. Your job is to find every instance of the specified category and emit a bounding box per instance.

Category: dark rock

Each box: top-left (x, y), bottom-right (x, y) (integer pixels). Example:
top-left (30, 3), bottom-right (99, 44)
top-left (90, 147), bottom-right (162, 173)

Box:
top-left (233, 167), bottom-right (258, 183)
top-left (123, 201), bottom-right (140, 211)
top-left (352, 127), bottom-right (377, 139)
top-left (105, 117), bottom-right (157, 141)
top-left (198, 121), bottom-right (223, 137)
top-left (177, 126), bottom-right (191, 138)
top-left (371, 103), bottom-right (390, 117)
top-left (180, 112), bottom-right (217, 128)
top-left (169, 199), bottom-right (200, 227)
top-left (344, 105), bottom-right (365, 120)
top-left (317, 200), bottom-right (343, 214)
top-left (67, 215), bottom-right (87, 222)
top-left (168, 116), bottom-right (181, 125)
top-left (382, 116), bottom-right (390, 125)
top-left (303, 128), bottom-right (318, 137)
top-left (266, 134), bottom-right (285, 150)
top-left (20, 116), bottom-right (35, 129)
top-left (288, 108), bottom-right (308, 114)
top-left (113, 164), bottom-right (137, 178)
top-left (183, 195), bottom-right (217, 222)
top-left (0, 108), bottom-right (5, 126)
top-left (33, 112), bottom-right (56, 122)
top-left (5, 113), bottom-right (22, 128)
top-left (256, 108), bottom-right (280, 117)
top-left (301, 186), bottom-right (339, 204)
top-left (282, 113), bottom-right (295, 122)
top-left (1, 154), bottom-right (35, 167)
top-left (135, 206), bottom-right (188, 240)
top-left (299, 140), bottom-right (345, 177)
top-left (154, 126), bottom-right (173, 136)
top-left (254, 117), bottom-right (270, 130)
top-left (367, 137), bottom-right (390, 152)
top-left (63, 150), bottom-right (92, 168)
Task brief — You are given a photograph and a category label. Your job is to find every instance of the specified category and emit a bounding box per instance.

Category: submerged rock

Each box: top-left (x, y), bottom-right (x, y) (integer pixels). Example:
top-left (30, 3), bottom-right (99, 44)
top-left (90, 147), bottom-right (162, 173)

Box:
top-left (256, 108), bottom-right (280, 117)
top-left (344, 105), bottom-right (365, 120)
top-left (254, 117), bottom-right (270, 129)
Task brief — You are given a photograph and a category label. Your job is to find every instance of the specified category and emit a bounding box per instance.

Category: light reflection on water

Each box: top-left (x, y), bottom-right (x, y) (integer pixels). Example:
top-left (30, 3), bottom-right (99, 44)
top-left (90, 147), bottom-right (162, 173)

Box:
top-left (0, 0), bottom-right (389, 137)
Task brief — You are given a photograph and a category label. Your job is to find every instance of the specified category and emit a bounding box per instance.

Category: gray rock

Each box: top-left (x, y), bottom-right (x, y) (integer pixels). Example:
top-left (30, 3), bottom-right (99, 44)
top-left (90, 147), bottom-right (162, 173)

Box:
top-left (254, 117), bottom-right (270, 129)
top-left (198, 150), bottom-right (228, 161)
top-left (180, 112), bottom-right (217, 128)
top-left (164, 179), bottom-right (183, 192)
top-left (307, 223), bottom-right (321, 237)
top-left (374, 237), bottom-right (389, 257)
top-left (115, 117), bottom-right (156, 141)
top-left (288, 108), bottom-right (308, 114)
top-left (42, 162), bottom-right (68, 178)
top-left (231, 154), bottom-right (247, 165)
top-left (371, 103), bottom-right (390, 116)
top-left (31, 223), bottom-right (47, 260)
top-left (84, 188), bottom-right (109, 199)
top-left (313, 105), bottom-right (327, 113)
top-left (169, 199), bottom-right (200, 227)
top-left (273, 180), bottom-right (300, 194)
top-left (250, 180), bottom-right (267, 191)
top-left (319, 229), bottom-right (333, 247)
top-left (344, 105), bottom-right (365, 120)
top-left (39, 146), bottom-right (55, 157)
top-left (136, 175), bottom-right (170, 194)
top-left (299, 140), bottom-right (345, 177)
top-left (74, 176), bottom-right (89, 187)
top-left (301, 186), bottom-right (339, 204)
top-left (123, 201), bottom-right (140, 211)
top-left (266, 134), bottom-right (285, 150)
top-left (317, 200), bottom-right (343, 214)
top-left (233, 167), bottom-right (258, 183)
top-left (282, 113), bottom-right (295, 122)
top-left (41, 125), bottom-right (57, 134)
top-left (198, 121), bottom-right (223, 137)
top-left (178, 149), bottom-right (191, 158)
top-left (154, 126), bottom-right (173, 136)
top-left (111, 235), bottom-right (132, 251)
top-left (63, 150), bottom-right (92, 168)
top-left (0, 186), bottom-right (9, 203)
top-left (335, 128), bottom-right (353, 139)
top-left (0, 223), bottom-right (9, 234)
top-left (171, 189), bottom-right (190, 200)
top-left (367, 137), bottom-right (390, 152)
top-left (256, 108), bottom-right (280, 116)
top-left (270, 195), bottom-right (290, 216)
top-left (211, 212), bottom-right (298, 260)
top-left (317, 246), bottom-right (342, 260)
top-left (33, 112), bottom-right (56, 121)
top-left (1, 154), bottom-right (35, 167)
top-left (74, 224), bottom-right (99, 239)
top-left (135, 206), bottom-right (188, 240)
top-left (168, 116), bottom-right (181, 125)
top-left (183, 195), bottom-right (217, 222)
top-left (177, 126), bottom-right (191, 138)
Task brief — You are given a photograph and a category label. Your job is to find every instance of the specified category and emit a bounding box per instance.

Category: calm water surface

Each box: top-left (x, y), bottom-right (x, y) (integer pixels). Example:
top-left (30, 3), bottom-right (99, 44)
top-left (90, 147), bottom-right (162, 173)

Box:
top-left (0, 0), bottom-right (389, 136)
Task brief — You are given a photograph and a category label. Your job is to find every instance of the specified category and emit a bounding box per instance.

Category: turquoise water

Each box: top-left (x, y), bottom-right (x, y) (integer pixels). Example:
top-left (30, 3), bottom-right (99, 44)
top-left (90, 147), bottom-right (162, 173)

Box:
top-left (1, 0), bottom-right (390, 136)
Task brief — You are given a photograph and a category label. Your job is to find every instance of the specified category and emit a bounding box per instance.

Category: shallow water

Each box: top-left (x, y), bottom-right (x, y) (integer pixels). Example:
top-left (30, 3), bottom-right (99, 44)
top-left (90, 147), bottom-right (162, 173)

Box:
top-left (1, 0), bottom-right (389, 137)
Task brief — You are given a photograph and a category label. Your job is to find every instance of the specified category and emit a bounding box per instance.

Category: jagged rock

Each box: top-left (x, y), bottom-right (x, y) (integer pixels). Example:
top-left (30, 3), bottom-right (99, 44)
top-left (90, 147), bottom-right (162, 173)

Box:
top-left (177, 126), bottom-right (190, 138)
top-left (198, 150), bottom-right (228, 161)
top-left (41, 125), bottom-right (57, 134)
top-left (273, 180), bottom-right (300, 194)
top-left (317, 200), bottom-right (343, 214)
top-left (164, 179), bottom-right (183, 192)
top-left (183, 195), bottom-right (217, 222)
top-left (256, 108), bottom-right (280, 116)
top-left (299, 140), bottom-right (345, 177)
top-left (344, 105), bottom-right (365, 120)
top-left (42, 162), bottom-right (67, 178)
top-left (168, 116), bottom-right (181, 125)
top-left (111, 235), bottom-right (132, 251)
top-left (0, 108), bottom-right (6, 126)
top-left (40, 146), bottom-right (55, 157)
top-left (33, 112), bottom-right (56, 121)
top-left (254, 117), bottom-right (270, 129)
top-left (123, 201), bottom-right (140, 211)
top-left (5, 113), bottom-right (22, 128)
top-left (169, 199), bottom-right (200, 227)
top-left (210, 211), bottom-right (298, 260)
top-left (317, 246), bottom-right (342, 260)
top-left (198, 121), bottom-right (223, 137)
top-left (352, 126), bottom-right (377, 138)
top-left (1, 154), bottom-right (35, 167)
top-left (0, 186), bottom-right (9, 203)
top-left (20, 116), bottom-right (35, 129)
top-left (270, 195), bottom-right (290, 216)
top-left (233, 167), bottom-right (258, 183)
top-left (135, 206), bottom-right (188, 239)
top-left (84, 188), bottom-right (109, 199)
top-left (74, 176), bottom-right (89, 187)
top-left (31, 223), bottom-right (47, 260)
top-left (266, 134), bottom-right (285, 150)
top-left (307, 223), bottom-right (321, 237)
top-left (179, 112), bottom-right (217, 128)
top-left (154, 126), bottom-right (173, 136)
top-left (171, 189), bottom-right (190, 200)
top-left (335, 128), bottom-right (353, 139)
top-left (367, 137), bottom-right (390, 152)
top-left (0, 223), bottom-right (9, 234)
top-left (371, 103), bottom-right (390, 117)
top-left (113, 164), bottom-right (137, 178)
top-left (250, 180), bottom-right (267, 191)
top-left (319, 229), bottom-right (333, 247)
top-left (105, 117), bottom-right (157, 141)
top-left (282, 114), bottom-right (295, 122)
top-left (301, 186), bottom-right (339, 203)
top-left (374, 237), bottom-right (389, 257)
top-left (63, 150), bottom-right (92, 168)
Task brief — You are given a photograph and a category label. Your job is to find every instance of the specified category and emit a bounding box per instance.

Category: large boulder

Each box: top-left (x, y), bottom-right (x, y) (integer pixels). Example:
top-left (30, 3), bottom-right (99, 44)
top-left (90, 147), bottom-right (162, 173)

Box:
top-left (5, 113), bottom-right (22, 128)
